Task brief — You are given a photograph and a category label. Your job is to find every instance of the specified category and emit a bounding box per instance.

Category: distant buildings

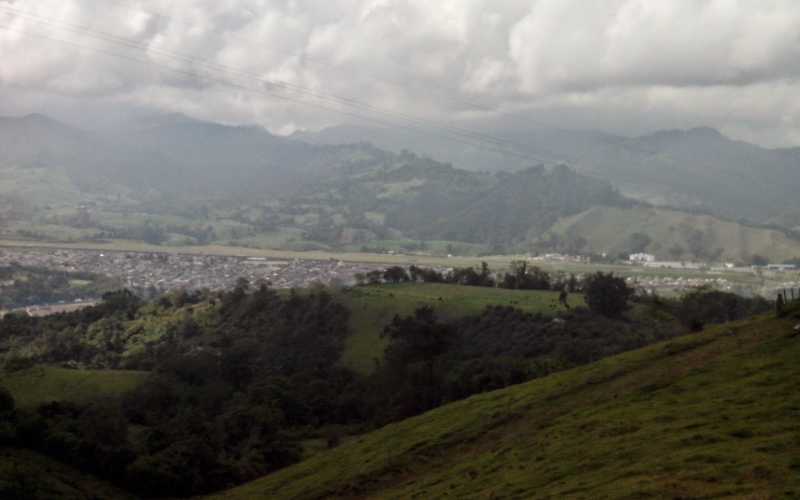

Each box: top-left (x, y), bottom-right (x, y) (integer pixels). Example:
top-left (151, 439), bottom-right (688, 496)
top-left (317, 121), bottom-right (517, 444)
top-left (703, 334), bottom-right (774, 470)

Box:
top-left (530, 253), bottom-right (589, 263)
top-left (765, 264), bottom-right (797, 272)
top-left (0, 248), bottom-right (384, 294)
top-left (628, 253), bottom-right (655, 263)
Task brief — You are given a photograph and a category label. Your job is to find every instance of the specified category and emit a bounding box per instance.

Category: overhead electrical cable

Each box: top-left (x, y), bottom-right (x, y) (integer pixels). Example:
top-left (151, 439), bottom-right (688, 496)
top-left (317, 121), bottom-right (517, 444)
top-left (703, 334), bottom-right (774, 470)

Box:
top-left (0, 5), bottom-right (556, 163)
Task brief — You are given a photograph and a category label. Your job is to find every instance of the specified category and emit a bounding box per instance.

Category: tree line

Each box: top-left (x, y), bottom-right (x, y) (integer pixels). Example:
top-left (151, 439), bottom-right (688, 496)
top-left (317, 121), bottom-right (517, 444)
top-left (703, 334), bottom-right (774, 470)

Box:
top-left (0, 278), bottom-right (770, 497)
top-left (357, 261), bottom-right (580, 291)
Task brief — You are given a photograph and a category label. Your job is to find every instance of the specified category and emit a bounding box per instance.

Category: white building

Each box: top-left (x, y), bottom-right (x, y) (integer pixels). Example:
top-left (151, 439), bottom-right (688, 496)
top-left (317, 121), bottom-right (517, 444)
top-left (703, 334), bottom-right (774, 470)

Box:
top-left (629, 253), bottom-right (656, 263)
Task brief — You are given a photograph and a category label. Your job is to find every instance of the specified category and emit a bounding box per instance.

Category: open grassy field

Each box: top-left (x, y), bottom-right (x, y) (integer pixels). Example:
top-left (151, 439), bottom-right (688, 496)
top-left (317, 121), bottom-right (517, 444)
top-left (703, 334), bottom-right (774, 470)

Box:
top-left (0, 366), bottom-right (148, 409)
top-left (0, 447), bottom-right (136, 499)
top-left (211, 310), bottom-right (800, 499)
top-left (336, 283), bottom-right (582, 373)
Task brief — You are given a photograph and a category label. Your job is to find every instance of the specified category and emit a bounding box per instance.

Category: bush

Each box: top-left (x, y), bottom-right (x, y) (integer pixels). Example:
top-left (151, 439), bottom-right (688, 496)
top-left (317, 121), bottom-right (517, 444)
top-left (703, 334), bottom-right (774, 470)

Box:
top-left (583, 272), bottom-right (633, 318)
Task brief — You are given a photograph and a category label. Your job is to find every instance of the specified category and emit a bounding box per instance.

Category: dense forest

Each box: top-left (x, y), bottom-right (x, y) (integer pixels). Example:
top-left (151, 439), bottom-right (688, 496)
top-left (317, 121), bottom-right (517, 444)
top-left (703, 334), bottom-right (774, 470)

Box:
top-left (0, 268), bottom-right (770, 497)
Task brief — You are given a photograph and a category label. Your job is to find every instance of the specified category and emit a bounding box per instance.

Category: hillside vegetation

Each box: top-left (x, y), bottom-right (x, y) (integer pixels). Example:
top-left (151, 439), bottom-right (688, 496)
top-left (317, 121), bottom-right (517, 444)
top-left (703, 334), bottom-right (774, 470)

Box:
top-left (304, 123), bottom-right (800, 227)
top-left (545, 206), bottom-right (800, 263)
top-left (214, 311), bottom-right (800, 499)
top-left (0, 447), bottom-right (135, 499)
top-left (6, 114), bottom-right (800, 258)
top-left (3, 272), bottom-right (739, 497)
top-left (337, 283), bottom-right (580, 373)
top-left (1, 366), bottom-right (147, 409)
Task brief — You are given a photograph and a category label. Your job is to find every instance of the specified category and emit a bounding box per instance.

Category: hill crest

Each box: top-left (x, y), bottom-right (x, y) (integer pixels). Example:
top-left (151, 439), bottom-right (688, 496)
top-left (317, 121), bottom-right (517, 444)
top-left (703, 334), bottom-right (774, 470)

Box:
top-left (212, 311), bottom-right (800, 499)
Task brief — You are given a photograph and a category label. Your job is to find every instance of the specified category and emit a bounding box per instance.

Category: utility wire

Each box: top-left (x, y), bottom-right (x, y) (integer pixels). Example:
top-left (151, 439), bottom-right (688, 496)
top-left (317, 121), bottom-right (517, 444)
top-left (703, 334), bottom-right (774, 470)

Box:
top-left (0, 21), bottom-right (546, 162)
top-left (0, 5), bottom-right (554, 163)
top-left (0, 4), bottom-right (529, 156)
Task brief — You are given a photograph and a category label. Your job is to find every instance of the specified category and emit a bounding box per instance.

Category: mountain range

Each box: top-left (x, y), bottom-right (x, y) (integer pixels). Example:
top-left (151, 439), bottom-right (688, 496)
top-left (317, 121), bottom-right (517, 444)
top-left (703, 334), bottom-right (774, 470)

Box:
top-left (298, 123), bottom-right (800, 227)
top-left (3, 113), bottom-right (800, 262)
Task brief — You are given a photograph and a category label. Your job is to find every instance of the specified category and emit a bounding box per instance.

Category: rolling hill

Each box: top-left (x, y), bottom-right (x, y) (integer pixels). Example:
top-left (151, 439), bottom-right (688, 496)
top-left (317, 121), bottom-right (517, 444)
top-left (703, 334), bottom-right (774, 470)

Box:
top-left (211, 310), bottom-right (800, 499)
top-left (7, 112), bottom-right (800, 259)
top-left (545, 206), bottom-right (800, 263)
top-left (337, 283), bottom-right (580, 373)
top-left (301, 123), bottom-right (800, 227)
top-left (0, 113), bottom-right (385, 200)
top-left (288, 159), bottom-right (630, 251)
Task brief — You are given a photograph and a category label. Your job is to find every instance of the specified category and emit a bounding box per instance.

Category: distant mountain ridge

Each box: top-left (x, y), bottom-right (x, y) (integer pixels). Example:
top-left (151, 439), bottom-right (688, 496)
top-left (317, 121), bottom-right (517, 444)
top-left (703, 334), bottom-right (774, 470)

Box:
top-left (0, 113), bottom-right (386, 199)
top-left (4, 112), bottom-right (800, 260)
top-left (299, 123), bottom-right (800, 227)
top-left (288, 157), bottom-right (630, 250)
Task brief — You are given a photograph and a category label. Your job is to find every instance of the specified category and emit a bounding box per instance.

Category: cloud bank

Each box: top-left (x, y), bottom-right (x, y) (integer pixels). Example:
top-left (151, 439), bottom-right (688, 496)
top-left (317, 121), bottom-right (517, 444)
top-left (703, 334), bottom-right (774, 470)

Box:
top-left (1, 0), bottom-right (800, 145)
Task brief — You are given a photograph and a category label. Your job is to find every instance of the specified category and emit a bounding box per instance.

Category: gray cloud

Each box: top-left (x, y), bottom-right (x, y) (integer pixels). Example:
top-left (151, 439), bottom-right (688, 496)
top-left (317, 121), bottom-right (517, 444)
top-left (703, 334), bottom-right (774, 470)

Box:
top-left (1, 0), bottom-right (800, 145)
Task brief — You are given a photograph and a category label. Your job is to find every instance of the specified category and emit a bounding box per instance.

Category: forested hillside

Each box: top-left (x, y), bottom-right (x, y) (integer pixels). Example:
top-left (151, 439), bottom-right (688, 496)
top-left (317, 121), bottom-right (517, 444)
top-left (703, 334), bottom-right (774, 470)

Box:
top-left (303, 123), bottom-right (800, 227)
top-left (288, 160), bottom-right (630, 251)
top-left (7, 114), bottom-right (800, 258)
top-left (215, 306), bottom-right (800, 499)
top-left (0, 269), bottom-right (770, 497)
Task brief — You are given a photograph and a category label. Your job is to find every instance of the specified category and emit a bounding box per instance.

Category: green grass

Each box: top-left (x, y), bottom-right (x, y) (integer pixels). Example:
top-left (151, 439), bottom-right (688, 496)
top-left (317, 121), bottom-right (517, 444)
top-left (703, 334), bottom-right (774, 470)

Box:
top-left (0, 447), bottom-right (135, 499)
top-left (211, 311), bottom-right (800, 499)
top-left (337, 283), bottom-right (582, 374)
top-left (0, 366), bottom-right (148, 409)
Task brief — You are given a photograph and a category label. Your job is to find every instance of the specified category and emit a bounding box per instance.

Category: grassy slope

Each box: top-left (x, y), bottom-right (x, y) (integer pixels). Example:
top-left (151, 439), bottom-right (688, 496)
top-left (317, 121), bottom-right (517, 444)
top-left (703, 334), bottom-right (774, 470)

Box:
top-left (0, 447), bottom-right (135, 500)
top-left (0, 366), bottom-right (147, 409)
top-left (213, 312), bottom-right (800, 499)
top-left (337, 284), bottom-right (581, 373)
top-left (548, 206), bottom-right (800, 262)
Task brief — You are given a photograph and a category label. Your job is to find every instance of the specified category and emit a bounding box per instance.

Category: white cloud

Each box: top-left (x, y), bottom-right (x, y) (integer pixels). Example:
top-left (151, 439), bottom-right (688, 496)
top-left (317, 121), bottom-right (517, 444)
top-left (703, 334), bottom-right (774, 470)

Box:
top-left (1, 0), bottom-right (800, 145)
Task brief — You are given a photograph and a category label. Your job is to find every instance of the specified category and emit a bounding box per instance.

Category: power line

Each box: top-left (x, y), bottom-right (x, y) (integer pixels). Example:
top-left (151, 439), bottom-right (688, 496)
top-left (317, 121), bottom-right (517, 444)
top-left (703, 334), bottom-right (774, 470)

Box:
top-left (78, 0), bottom-right (498, 114)
top-left (0, 5), bottom-right (553, 163)
top-left (0, 22), bottom-right (543, 162)
top-left (0, 3), bottom-right (530, 156)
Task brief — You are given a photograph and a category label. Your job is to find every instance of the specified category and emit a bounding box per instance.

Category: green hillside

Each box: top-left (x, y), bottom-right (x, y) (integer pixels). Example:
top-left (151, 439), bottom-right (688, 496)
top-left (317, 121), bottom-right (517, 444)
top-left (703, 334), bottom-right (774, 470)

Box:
top-left (337, 283), bottom-right (581, 373)
top-left (545, 205), bottom-right (800, 263)
top-left (212, 311), bottom-right (800, 499)
top-left (0, 366), bottom-right (147, 409)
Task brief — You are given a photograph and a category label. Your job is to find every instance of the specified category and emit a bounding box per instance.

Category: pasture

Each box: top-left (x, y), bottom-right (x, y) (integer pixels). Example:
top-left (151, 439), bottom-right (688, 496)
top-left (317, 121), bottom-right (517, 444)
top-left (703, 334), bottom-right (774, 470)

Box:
top-left (1, 366), bottom-right (148, 409)
top-left (336, 283), bottom-right (582, 373)
top-left (213, 311), bottom-right (800, 500)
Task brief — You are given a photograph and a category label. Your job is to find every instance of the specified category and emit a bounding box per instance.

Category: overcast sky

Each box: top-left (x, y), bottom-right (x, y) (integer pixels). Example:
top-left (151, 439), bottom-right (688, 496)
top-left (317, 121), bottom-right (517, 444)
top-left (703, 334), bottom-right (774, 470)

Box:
top-left (2, 0), bottom-right (800, 146)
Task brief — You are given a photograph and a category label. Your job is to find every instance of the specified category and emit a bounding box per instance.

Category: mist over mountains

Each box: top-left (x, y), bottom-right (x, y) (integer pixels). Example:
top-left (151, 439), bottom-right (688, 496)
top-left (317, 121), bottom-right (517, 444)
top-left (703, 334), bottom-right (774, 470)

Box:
top-left (0, 113), bottom-right (385, 199)
top-left (299, 122), bottom-right (800, 227)
top-left (3, 112), bottom-right (800, 261)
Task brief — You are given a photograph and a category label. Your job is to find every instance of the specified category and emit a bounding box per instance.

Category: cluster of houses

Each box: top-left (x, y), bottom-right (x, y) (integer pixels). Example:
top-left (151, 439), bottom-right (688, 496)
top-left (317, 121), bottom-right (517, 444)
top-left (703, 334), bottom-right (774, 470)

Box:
top-left (628, 253), bottom-right (798, 273)
top-left (0, 248), bottom-right (384, 294)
